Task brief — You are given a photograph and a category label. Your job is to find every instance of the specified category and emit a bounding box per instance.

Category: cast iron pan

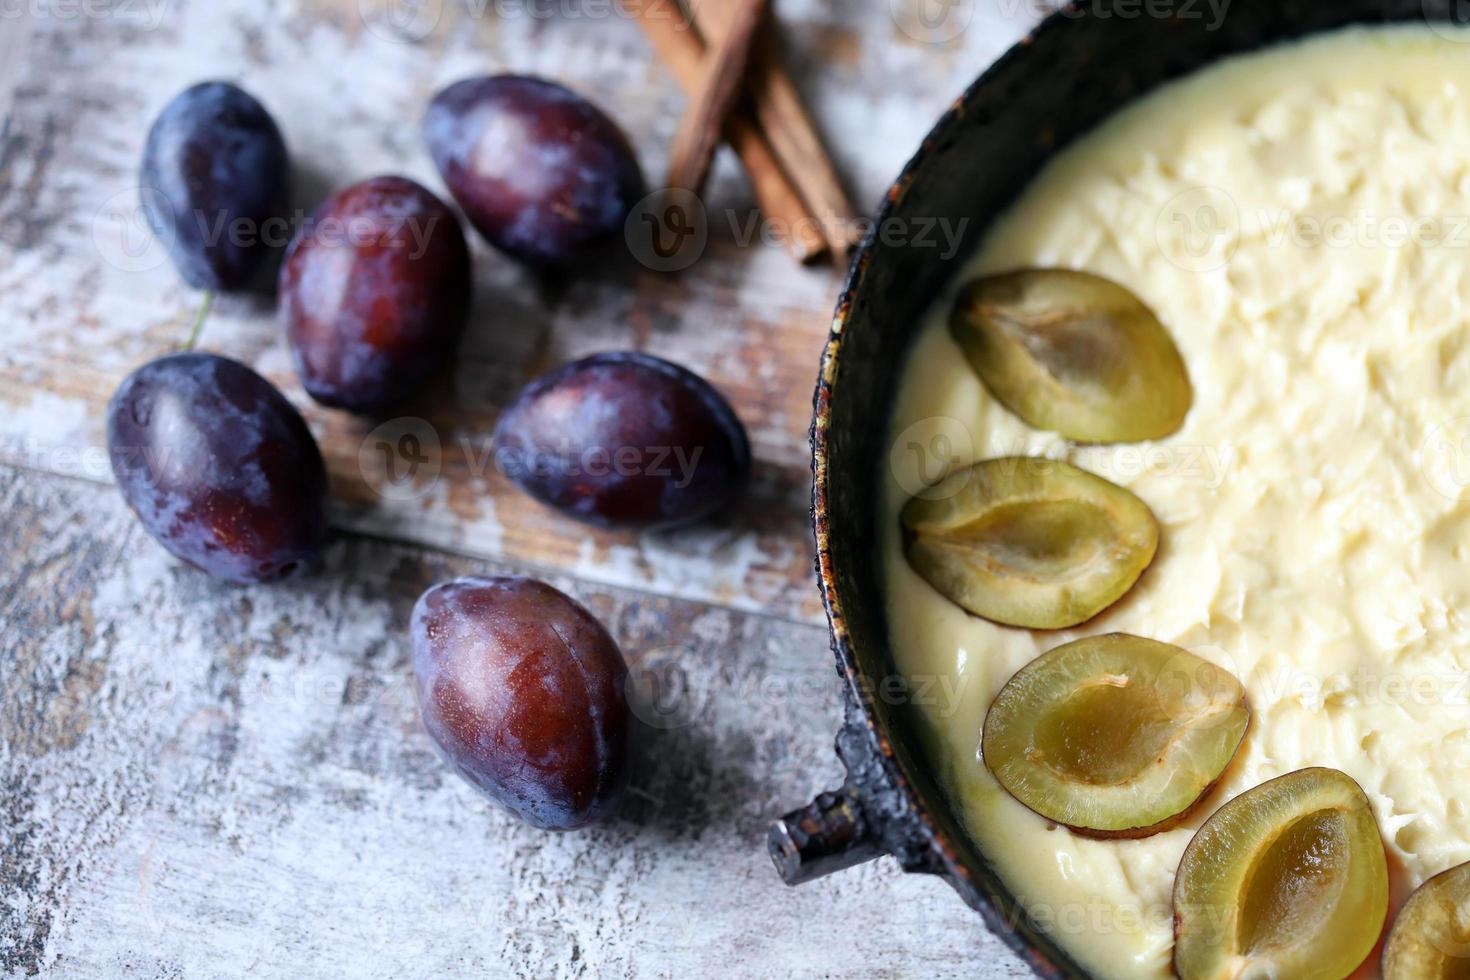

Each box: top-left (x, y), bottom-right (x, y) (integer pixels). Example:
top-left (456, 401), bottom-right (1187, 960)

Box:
top-left (769, 1), bottom-right (1464, 977)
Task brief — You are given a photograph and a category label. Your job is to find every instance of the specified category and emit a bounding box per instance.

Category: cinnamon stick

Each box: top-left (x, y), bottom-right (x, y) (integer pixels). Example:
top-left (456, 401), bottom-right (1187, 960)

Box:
top-left (665, 0), bottom-right (768, 195)
top-left (692, 1), bottom-right (861, 256)
top-left (623, 0), bottom-right (828, 263)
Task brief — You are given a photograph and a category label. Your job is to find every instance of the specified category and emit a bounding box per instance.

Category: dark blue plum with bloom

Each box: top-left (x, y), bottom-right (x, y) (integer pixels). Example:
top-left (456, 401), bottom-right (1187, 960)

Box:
top-left (424, 75), bottom-right (644, 267)
top-left (106, 353), bottom-right (328, 583)
top-left (493, 352), bottom-right (750, 529)
top-left (140, 81), bottom-right (290, 290)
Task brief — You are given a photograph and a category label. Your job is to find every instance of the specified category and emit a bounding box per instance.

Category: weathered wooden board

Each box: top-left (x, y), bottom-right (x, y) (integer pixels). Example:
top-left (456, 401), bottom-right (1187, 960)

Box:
top-left (0, 463), bottom-right (1034, 979)
top-left (0, 2), bottom-right (1053, 977)
top-left (0, 0), bottom-right (1031, 623)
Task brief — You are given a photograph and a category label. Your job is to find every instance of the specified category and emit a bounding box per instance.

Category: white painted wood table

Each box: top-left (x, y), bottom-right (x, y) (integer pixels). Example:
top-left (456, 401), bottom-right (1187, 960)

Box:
top-left (0, 2), bottom-right (1045, 976)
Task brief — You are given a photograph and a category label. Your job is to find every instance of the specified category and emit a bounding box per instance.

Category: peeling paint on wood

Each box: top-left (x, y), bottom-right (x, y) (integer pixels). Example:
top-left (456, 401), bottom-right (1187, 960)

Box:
top-left (0, 0), bottom-right (1025, 624)
top-left (0, 464), bottom-right (1035, 978)
top-left (0, 1), bottom-right (1041, 976)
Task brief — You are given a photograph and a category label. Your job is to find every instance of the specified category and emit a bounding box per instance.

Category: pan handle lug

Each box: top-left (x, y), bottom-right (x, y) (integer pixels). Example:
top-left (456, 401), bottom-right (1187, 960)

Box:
top-left (767, 784), bottom-right (882, 885)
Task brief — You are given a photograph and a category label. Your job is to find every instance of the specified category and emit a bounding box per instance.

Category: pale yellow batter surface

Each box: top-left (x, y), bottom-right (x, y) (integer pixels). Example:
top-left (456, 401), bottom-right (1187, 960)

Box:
top-left (883, 25), bottom-right (1470, 978)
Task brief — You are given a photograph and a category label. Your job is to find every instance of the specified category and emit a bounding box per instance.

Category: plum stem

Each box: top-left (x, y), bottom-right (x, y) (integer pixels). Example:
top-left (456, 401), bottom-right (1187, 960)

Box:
top-left (182, 290), bottom-right (214, 351)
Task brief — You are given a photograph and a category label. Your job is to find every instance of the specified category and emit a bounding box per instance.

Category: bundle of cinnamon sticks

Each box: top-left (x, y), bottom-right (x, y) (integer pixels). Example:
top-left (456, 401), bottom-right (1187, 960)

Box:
top-left (623, 0), bottom-right (861, 264)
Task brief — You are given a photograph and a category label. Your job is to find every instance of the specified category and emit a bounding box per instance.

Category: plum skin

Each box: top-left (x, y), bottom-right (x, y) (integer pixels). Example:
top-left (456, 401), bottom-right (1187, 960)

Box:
top-left (410, 576), bottom-right (630, 830)
top-left (141, 80), bottom-right (290, 290)
top-left (423, 74), bottom-right (645, 266)
top-left (106, 352), bottom-right (328, 583)
top-left (493, 352), bottom-right (751, 529)
top-left (281, 175), bottom-right (472, 412)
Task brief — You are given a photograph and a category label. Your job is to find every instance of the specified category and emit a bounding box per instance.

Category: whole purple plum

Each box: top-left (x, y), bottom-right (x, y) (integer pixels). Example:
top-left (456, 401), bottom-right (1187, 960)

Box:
top-left (411, 576), bottom-right (630, 830)
top-left (281, 175), bottom-right (472, 412)
top-left (493, 352), bottom-right (750, 529)
top-left (423, 75), bottom-right (645, 267)
top-left (106, 352), bottom-right (327, 583)
top-left (140, 81), bottom-right (289, 290)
